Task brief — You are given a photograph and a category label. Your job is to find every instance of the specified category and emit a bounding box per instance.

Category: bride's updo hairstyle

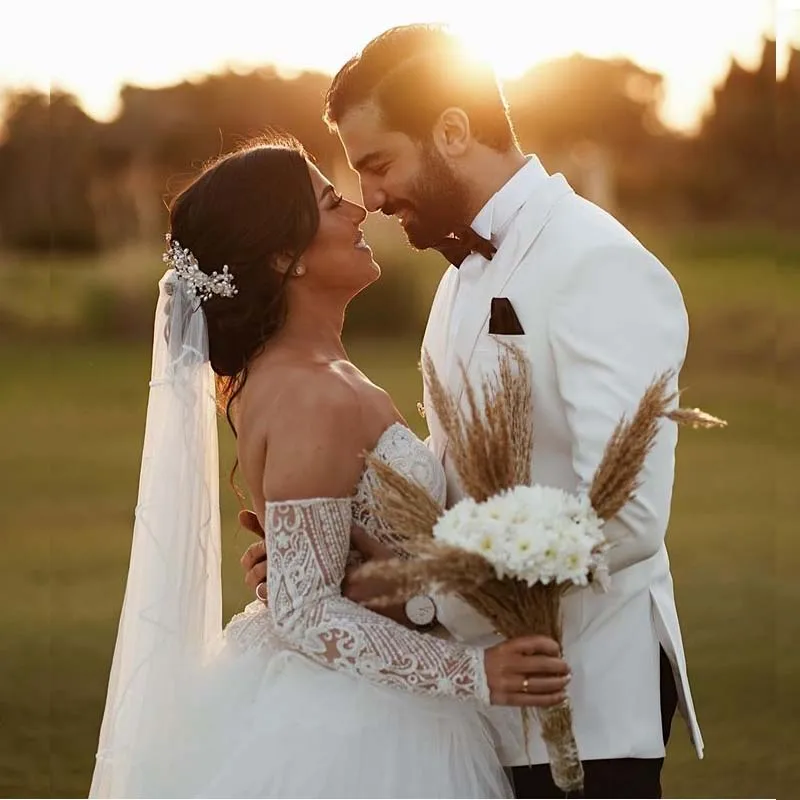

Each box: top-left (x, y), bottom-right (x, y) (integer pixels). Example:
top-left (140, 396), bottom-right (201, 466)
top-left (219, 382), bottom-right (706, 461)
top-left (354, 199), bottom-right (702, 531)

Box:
top-left (168, 134), bottom-right (320, 427)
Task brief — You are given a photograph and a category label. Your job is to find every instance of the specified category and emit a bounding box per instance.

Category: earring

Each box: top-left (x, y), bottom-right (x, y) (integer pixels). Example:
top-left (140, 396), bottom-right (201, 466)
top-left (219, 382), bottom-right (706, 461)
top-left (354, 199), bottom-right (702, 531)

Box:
top-left (293, 263), bottom-right (306, 276)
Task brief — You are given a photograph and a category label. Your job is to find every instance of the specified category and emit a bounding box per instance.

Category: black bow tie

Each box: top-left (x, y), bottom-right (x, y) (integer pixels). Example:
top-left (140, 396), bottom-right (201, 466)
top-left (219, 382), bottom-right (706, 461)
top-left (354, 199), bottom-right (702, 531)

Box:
top-left (432, 227), bottom-right (497, 268)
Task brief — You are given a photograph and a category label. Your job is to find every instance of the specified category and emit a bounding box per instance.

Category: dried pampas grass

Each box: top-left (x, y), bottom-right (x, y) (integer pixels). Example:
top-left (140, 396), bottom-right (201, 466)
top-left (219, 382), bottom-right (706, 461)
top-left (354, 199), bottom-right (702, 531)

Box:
top-left (356, 342), bottom-right (726, 792)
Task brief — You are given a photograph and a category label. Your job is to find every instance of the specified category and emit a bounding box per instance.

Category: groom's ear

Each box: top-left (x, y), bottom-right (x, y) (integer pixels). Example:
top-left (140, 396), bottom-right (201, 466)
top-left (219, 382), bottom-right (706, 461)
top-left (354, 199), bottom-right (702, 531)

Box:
top-left (432, 107), bottom-right (471, 157)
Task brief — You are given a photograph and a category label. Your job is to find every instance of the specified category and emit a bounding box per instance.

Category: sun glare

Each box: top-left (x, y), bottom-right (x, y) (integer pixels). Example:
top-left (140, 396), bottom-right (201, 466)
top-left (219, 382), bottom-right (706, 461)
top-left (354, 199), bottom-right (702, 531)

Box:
top-left (450, 1), bottom-right (776, 132)
top-left (0, 0), bottom-right (785, 132)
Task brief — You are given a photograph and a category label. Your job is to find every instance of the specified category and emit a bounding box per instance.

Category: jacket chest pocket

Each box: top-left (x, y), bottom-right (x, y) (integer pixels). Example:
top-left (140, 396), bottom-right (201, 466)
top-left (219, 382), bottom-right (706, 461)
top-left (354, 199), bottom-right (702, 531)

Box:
top-left (471, 333), bottom-right (530, 375)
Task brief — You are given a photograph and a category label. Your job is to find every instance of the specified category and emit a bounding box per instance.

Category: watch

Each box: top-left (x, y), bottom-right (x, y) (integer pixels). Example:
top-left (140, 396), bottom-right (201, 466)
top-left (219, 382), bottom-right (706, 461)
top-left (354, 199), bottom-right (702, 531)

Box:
top-left (405, 594), bottom-right (437, 629)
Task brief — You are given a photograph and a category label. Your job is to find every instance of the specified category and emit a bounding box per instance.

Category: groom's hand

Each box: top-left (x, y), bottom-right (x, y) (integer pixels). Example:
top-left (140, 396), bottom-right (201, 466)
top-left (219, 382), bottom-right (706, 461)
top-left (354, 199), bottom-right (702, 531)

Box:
top-left (484, 636), bottom-right (571, 708)
top-left (239, 510), bottom-right (267, 602)
top-left (238, 512), bottom-right (404, 619)
top-left (344, 526), bottom-right (411, 626)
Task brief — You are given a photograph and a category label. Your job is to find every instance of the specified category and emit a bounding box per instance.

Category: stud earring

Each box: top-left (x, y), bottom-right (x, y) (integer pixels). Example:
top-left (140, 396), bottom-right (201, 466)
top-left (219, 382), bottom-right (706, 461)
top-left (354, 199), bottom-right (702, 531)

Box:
top-left (294, 263), bottom-right (306, 276)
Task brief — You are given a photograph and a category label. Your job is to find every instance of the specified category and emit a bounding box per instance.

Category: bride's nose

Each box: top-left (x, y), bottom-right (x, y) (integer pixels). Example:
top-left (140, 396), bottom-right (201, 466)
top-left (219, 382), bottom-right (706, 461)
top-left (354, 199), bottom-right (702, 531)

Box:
top-left (346, 199), bottom-right (367, 223)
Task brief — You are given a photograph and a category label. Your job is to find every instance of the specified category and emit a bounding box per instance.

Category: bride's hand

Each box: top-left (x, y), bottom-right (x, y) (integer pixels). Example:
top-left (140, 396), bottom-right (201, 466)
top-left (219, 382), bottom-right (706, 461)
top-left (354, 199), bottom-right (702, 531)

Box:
top-left (484, 636), bottom-right (571, 708)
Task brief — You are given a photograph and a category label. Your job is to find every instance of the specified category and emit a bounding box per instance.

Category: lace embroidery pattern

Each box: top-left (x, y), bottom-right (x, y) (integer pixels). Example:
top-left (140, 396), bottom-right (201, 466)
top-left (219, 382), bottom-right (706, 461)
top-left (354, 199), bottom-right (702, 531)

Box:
top-left (264, 498), bottom-right (488, 703)
top-left (225, 602), bottom-right (279, 654)
top-left (351, 423), bottom-right (446, 555)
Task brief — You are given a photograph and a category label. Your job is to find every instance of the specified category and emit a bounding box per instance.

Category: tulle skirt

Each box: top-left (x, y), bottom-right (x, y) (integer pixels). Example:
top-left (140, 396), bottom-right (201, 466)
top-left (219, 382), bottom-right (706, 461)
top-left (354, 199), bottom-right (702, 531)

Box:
top-left (131, 602), bottom-right (512, 799)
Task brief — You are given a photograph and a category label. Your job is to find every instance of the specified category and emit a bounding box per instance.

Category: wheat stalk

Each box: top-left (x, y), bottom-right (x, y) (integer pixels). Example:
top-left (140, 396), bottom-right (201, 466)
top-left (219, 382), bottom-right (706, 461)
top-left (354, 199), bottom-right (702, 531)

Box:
top-left (499, 344), bottom-right (534, 486)
top-left (667, 407), bottom-right (728, 429)
top-left (589, 371), bottom-right (728, 521)
top-left (362, 455), bottom-right (440, 547)
top-left (355, 544), bottom-right (495, 606)
top-left (421, 344), bottom-right (532, 502)
top-left (588, 370), bottom-right (676, 520)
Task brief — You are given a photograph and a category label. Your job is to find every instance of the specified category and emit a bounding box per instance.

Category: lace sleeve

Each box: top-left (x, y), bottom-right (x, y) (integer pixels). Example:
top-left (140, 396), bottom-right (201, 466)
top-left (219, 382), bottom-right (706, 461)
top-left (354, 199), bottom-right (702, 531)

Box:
top-left (266, 498), bottom-right (490, 703)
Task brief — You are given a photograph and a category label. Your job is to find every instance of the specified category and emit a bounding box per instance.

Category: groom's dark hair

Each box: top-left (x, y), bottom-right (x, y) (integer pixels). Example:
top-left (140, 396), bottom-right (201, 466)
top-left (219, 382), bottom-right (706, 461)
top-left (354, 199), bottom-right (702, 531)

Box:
top-left (324, 24), bottom-right (517, 152)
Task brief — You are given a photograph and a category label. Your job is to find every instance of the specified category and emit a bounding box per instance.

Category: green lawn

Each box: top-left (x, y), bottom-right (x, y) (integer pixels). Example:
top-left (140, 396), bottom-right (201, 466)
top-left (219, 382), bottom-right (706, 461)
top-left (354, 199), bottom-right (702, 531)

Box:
top-left (0, 236), bottom-right (794, 798)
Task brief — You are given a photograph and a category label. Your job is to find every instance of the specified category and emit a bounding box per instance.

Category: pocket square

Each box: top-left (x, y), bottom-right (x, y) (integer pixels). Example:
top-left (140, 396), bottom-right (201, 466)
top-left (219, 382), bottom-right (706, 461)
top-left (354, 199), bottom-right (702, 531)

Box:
top-left (489, 297), bottom-right (525, 335)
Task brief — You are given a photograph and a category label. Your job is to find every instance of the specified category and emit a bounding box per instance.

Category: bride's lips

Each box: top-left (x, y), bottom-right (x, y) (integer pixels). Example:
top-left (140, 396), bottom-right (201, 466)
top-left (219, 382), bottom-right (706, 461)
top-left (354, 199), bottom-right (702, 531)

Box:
top-left (354, 230), bottom-right (371, 251)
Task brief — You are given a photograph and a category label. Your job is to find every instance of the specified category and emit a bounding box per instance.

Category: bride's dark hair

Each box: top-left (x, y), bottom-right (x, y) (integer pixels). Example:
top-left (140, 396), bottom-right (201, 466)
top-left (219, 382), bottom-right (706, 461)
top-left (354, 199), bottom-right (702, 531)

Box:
top-left (167, 134), bottom-right (320, 440)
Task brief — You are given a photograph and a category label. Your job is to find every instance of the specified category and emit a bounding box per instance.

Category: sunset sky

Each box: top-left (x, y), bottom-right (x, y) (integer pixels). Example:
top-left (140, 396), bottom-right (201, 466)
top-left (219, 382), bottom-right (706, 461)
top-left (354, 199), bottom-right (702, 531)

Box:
top-left (2, 0), bottom-right (797, 133)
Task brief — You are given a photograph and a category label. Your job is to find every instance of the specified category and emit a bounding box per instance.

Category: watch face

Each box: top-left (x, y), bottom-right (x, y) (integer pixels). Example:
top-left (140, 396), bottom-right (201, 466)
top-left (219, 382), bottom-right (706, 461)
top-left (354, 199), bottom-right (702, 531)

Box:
top-left (406, 595), bottom-right (436, 626)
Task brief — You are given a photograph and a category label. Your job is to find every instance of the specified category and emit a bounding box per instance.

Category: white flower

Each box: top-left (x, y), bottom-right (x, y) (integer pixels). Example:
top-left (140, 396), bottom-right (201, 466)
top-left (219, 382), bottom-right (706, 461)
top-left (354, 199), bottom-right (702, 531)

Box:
top-left (433, 484), bottom-right (606, 587)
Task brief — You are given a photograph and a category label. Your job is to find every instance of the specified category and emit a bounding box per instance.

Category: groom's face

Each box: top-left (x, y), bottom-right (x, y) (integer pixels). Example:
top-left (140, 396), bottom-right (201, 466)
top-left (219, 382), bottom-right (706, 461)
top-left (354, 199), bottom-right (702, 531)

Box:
top-left (337, 102), bottom-right (472, 250)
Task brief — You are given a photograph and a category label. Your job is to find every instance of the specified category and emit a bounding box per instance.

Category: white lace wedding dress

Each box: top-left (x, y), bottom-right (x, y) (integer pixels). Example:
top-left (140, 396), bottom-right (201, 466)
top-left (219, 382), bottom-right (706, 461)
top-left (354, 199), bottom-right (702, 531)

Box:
top-left (126, 423), bottom-right (511, 798)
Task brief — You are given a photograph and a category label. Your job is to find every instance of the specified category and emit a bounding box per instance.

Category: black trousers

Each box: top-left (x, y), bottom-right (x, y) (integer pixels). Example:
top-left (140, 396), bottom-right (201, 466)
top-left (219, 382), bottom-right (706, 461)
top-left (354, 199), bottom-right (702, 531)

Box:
top-left (511, 648), bottom-right (679, 799)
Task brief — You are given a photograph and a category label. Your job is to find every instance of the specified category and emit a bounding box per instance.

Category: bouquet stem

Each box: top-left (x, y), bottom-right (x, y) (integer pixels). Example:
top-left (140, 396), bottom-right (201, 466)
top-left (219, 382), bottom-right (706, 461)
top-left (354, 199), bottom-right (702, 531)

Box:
top-left (536, 698), bottom-right (584, 792)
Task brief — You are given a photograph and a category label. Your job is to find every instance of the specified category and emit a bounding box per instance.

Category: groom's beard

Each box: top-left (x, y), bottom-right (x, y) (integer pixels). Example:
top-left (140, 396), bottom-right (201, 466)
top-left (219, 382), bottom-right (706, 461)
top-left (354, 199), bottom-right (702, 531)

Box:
top-left (385, 146), bottom-right (472, 251)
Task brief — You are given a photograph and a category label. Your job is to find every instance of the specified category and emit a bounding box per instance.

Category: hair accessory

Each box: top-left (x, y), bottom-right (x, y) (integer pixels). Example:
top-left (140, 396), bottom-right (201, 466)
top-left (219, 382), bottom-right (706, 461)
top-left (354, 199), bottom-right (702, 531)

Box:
top-left (162, 233), bottom-right (238, 302)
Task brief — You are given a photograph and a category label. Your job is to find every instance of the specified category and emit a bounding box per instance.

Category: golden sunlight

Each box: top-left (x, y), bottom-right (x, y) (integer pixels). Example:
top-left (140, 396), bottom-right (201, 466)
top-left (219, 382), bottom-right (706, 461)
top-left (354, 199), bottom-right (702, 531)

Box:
top-left (1, 0), bottom-right (784, 132)
top-left (452, 0), bottom-right (775, 131)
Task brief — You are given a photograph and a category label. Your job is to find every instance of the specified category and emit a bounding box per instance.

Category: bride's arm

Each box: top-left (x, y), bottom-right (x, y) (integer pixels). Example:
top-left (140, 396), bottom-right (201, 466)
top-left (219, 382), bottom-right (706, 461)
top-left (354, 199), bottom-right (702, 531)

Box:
top-left (265, 497), bottom-right (489, 702)
top-left (261, 373), bottom-right (569, 706)
top-left (262, 376), bottom-right (489, 702)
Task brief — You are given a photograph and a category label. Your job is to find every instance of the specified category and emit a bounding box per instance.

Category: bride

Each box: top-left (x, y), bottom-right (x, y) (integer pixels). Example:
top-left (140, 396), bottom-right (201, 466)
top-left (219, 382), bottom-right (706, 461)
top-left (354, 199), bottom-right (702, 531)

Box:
top-left (89, 135), bottom-right (570, 799)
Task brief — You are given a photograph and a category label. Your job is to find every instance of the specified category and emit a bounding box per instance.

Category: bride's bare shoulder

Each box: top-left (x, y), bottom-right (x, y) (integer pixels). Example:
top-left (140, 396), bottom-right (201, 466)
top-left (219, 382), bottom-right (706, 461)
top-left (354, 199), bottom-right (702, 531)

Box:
top-left (244, 360), bottom-right (358, 423)
top-left (252, 363), bottom-right (373, 500)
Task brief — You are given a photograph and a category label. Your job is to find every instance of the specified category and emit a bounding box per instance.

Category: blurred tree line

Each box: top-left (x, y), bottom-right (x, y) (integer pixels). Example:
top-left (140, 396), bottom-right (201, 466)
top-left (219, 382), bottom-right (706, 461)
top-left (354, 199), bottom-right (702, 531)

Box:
top-left (0, 37), bottom-right (792, 254)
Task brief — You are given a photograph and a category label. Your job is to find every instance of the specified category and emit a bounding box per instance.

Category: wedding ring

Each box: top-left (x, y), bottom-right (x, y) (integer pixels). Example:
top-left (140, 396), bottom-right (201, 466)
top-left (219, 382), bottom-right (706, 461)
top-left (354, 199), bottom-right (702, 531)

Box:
top-left (522, 677), bottom-right (530, 694)
top-left (255, 583), bottom-right (268, 603)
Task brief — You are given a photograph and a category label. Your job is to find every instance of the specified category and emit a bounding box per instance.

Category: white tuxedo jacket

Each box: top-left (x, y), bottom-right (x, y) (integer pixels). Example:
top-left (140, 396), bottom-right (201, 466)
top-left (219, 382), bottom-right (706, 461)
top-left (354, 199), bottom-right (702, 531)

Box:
top-left (420, 156), bottom-right (703, 767)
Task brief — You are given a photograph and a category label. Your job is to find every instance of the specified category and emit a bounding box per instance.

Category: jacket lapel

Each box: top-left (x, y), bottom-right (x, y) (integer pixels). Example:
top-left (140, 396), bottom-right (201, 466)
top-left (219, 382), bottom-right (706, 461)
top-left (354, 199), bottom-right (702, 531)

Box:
top-left (445, 173), bottom-right (573, 407)
top-left (420, 267), bottom-right (459, 460)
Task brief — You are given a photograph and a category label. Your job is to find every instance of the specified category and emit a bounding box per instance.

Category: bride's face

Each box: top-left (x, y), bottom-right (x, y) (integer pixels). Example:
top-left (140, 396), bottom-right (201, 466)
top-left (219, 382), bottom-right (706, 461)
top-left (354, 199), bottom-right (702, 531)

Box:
top-left (298, 162), bottom-right (380, 292)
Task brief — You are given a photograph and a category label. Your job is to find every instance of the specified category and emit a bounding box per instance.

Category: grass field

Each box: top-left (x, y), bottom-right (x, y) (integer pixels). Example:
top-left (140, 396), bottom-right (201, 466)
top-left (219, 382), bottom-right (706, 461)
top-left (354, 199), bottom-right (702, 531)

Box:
top-left (0, 231), bottom-right (795, 798)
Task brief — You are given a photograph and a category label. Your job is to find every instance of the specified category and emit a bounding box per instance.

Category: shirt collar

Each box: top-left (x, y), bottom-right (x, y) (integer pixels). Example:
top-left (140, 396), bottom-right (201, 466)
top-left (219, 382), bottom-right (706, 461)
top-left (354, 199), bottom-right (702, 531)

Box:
top-left (470, 155), bottom-right (549, 247)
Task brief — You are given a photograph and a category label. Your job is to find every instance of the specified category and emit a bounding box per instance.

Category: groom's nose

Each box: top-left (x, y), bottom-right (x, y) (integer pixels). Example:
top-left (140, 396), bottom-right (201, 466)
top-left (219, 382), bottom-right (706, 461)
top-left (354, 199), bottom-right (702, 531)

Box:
top-left (359, 178), bottom-right (386, 214)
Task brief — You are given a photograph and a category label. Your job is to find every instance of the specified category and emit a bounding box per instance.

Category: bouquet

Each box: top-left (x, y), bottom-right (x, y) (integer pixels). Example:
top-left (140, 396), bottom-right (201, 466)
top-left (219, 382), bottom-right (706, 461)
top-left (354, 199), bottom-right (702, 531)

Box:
top-left (355, 343), bottom-right (726, 792)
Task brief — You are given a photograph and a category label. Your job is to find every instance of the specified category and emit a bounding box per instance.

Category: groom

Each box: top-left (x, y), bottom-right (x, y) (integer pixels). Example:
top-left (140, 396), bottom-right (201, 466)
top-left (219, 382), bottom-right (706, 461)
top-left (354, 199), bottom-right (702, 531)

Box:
top-left (242, 23), bottom-right (701, 799)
